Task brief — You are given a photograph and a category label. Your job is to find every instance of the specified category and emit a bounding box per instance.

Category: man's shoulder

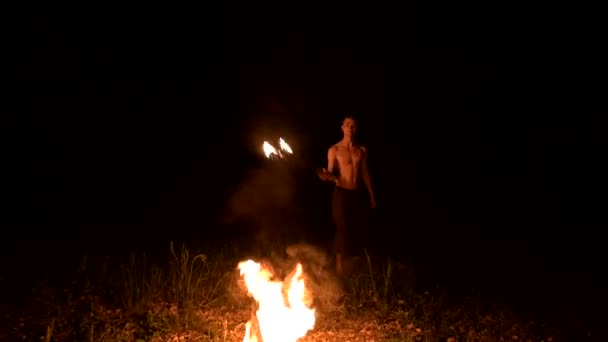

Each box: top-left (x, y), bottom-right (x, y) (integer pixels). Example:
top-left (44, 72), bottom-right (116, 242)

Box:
top-left (327, 144), bottom-right (339, 155)
top-left (354, 145), bottom-right (367, 154)
top-left (330, 143), bottom-right (367, 151)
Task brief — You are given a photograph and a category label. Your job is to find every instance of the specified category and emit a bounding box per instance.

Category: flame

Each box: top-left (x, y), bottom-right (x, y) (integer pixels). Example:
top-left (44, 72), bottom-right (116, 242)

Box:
top-left (262, 138), bottom-right (293, 159)
top-left (239, 260), bottom-right (315, 342)
top-left (279, 137), bottom-right (293, 154)
top-left (263, 141), bottom-right (278, 158)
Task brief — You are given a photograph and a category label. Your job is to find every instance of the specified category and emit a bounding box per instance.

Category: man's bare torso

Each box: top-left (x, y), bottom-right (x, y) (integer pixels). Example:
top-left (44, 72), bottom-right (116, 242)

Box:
top-left (330, 142), bottom-right (366, 190)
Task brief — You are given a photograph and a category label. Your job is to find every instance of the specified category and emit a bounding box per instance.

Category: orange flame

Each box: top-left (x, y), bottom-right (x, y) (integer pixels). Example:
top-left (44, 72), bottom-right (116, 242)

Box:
top-left (279, 137), bottom-right (293, 154)
top-left (239, 260), bottom-right (315, 342)
top-left (263, 141), bottom-right (278, 158)
top-left (262, 138), bottom-right (293, 159)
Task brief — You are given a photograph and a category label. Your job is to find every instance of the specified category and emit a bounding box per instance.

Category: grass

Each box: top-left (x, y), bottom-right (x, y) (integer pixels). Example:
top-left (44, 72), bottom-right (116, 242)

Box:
top-left (0, 240), bottom-right (593, 341)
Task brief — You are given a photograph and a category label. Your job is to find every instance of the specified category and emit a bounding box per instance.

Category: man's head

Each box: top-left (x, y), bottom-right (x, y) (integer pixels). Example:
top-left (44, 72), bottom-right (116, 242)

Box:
top-left (341, 116), bottom-right (358, 139)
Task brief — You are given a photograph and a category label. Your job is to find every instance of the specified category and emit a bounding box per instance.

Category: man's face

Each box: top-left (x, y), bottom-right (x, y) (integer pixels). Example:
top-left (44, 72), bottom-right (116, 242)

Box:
top-left (341, 118), bottom-right (357, 137)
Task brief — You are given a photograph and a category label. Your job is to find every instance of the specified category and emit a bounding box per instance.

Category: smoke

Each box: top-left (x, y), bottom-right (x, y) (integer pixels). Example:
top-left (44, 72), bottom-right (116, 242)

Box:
top-left (284, 243), bottom-right (343, 312)
top-left (226, 243), bottom-right (343, 316)
top-left (228, 164), bottom-right (294, 218)
top-left (222, 161), bottom-right (299, 250)
top-left (221, 135), bottom-right (343, 311)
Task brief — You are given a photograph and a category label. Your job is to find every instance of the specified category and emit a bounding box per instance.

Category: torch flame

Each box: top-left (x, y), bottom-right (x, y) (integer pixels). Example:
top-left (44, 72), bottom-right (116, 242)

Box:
top-left (239, 260), bottom-right (315, 342)
top-left (263, 141), bottom-right (278, 158)
top-left (262, 138), bottom-right (293, 159)
top-left (279, 137), bottom-right (293, 154)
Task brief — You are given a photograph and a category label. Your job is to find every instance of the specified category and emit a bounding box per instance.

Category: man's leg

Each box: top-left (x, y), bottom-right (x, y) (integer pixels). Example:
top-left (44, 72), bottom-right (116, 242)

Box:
top-left (332, 187), bottom-right (347, 276)
top-left (334, 223), bottom-right (346, 276)
top-left (350, 191), bottom-right (370, 256)
top-left (336, 253), bottom-right (343, 276)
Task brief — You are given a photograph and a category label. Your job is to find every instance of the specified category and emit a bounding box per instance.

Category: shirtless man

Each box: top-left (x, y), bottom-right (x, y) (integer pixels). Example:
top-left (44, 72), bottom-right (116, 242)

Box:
top-left (318, 116), bottom-right (376, 276)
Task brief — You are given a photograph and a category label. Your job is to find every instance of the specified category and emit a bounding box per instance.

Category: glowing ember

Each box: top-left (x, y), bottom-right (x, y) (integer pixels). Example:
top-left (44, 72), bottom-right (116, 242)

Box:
top-left (238, 260), bottom-right (315, 342)
top-left (262, 138), bottom-right (293, 159)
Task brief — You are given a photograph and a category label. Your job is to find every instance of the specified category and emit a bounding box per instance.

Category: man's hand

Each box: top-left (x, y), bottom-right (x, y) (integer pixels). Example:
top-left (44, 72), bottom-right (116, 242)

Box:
top-left (370, 197), bottom-right (377, 209)
top-left (317, 168), bottom-right (336, 182)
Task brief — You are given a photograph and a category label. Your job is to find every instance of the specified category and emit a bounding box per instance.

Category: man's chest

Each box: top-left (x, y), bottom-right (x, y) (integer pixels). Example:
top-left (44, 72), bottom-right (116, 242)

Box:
top-left (336, 148), bottom-right (362, 165)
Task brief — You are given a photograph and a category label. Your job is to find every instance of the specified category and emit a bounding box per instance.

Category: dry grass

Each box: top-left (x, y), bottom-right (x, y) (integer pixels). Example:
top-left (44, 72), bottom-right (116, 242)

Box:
top-left (0, 241), bottom-right (592, 341)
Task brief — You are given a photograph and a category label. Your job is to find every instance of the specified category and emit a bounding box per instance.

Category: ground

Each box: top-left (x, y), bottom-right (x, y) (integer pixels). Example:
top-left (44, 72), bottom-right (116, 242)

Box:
top-left (0, 242), bottom-right (594, 341)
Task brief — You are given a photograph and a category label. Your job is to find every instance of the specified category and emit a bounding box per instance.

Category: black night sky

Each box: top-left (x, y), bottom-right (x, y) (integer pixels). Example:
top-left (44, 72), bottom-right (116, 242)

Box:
top-left (5, 4), bottom-right (607, 325)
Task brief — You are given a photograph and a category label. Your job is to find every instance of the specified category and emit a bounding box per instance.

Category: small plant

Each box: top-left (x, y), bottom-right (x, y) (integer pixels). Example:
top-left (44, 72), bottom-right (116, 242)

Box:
top-left (0, 240), bottom-right (584, 341)
top-left (363, 249), bottom-right (393, 307)
top-left (120, 252), bottom-right (163, 310)
top-left (167, 241), bottom-right (227, 309)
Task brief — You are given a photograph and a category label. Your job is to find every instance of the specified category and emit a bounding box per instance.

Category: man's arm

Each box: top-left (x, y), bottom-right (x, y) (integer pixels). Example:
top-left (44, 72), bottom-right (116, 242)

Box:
top-left (361, 147), bottom-right (376, 206)
top-left (318, 146), bottom-right (339, 183)
top-left (327, 146), bottom-right (336, 174)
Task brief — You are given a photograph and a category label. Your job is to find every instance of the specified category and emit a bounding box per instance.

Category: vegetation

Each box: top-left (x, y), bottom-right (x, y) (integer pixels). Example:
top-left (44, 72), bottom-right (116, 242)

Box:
top-left (0, 241), bottom-right (594, 341)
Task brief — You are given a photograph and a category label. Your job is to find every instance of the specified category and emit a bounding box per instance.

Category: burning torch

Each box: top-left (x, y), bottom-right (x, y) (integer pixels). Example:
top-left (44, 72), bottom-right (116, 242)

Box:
top-left (262, 137), bottom-right (293, 160)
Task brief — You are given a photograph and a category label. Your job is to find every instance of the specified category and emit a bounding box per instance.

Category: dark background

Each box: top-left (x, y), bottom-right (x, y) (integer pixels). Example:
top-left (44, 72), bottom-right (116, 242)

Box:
top-left (4, 3), bottom-right (606, 323)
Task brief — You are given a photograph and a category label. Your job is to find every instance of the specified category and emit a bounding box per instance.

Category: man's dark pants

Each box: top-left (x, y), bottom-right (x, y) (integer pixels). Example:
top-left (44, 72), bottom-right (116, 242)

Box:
top-left (331, 186), bottom-right (369, 258)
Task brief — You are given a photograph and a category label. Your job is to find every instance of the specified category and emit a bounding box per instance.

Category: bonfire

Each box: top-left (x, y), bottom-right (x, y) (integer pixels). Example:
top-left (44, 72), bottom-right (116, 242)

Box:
top-left (238, 260), bottom-right (316, 342)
